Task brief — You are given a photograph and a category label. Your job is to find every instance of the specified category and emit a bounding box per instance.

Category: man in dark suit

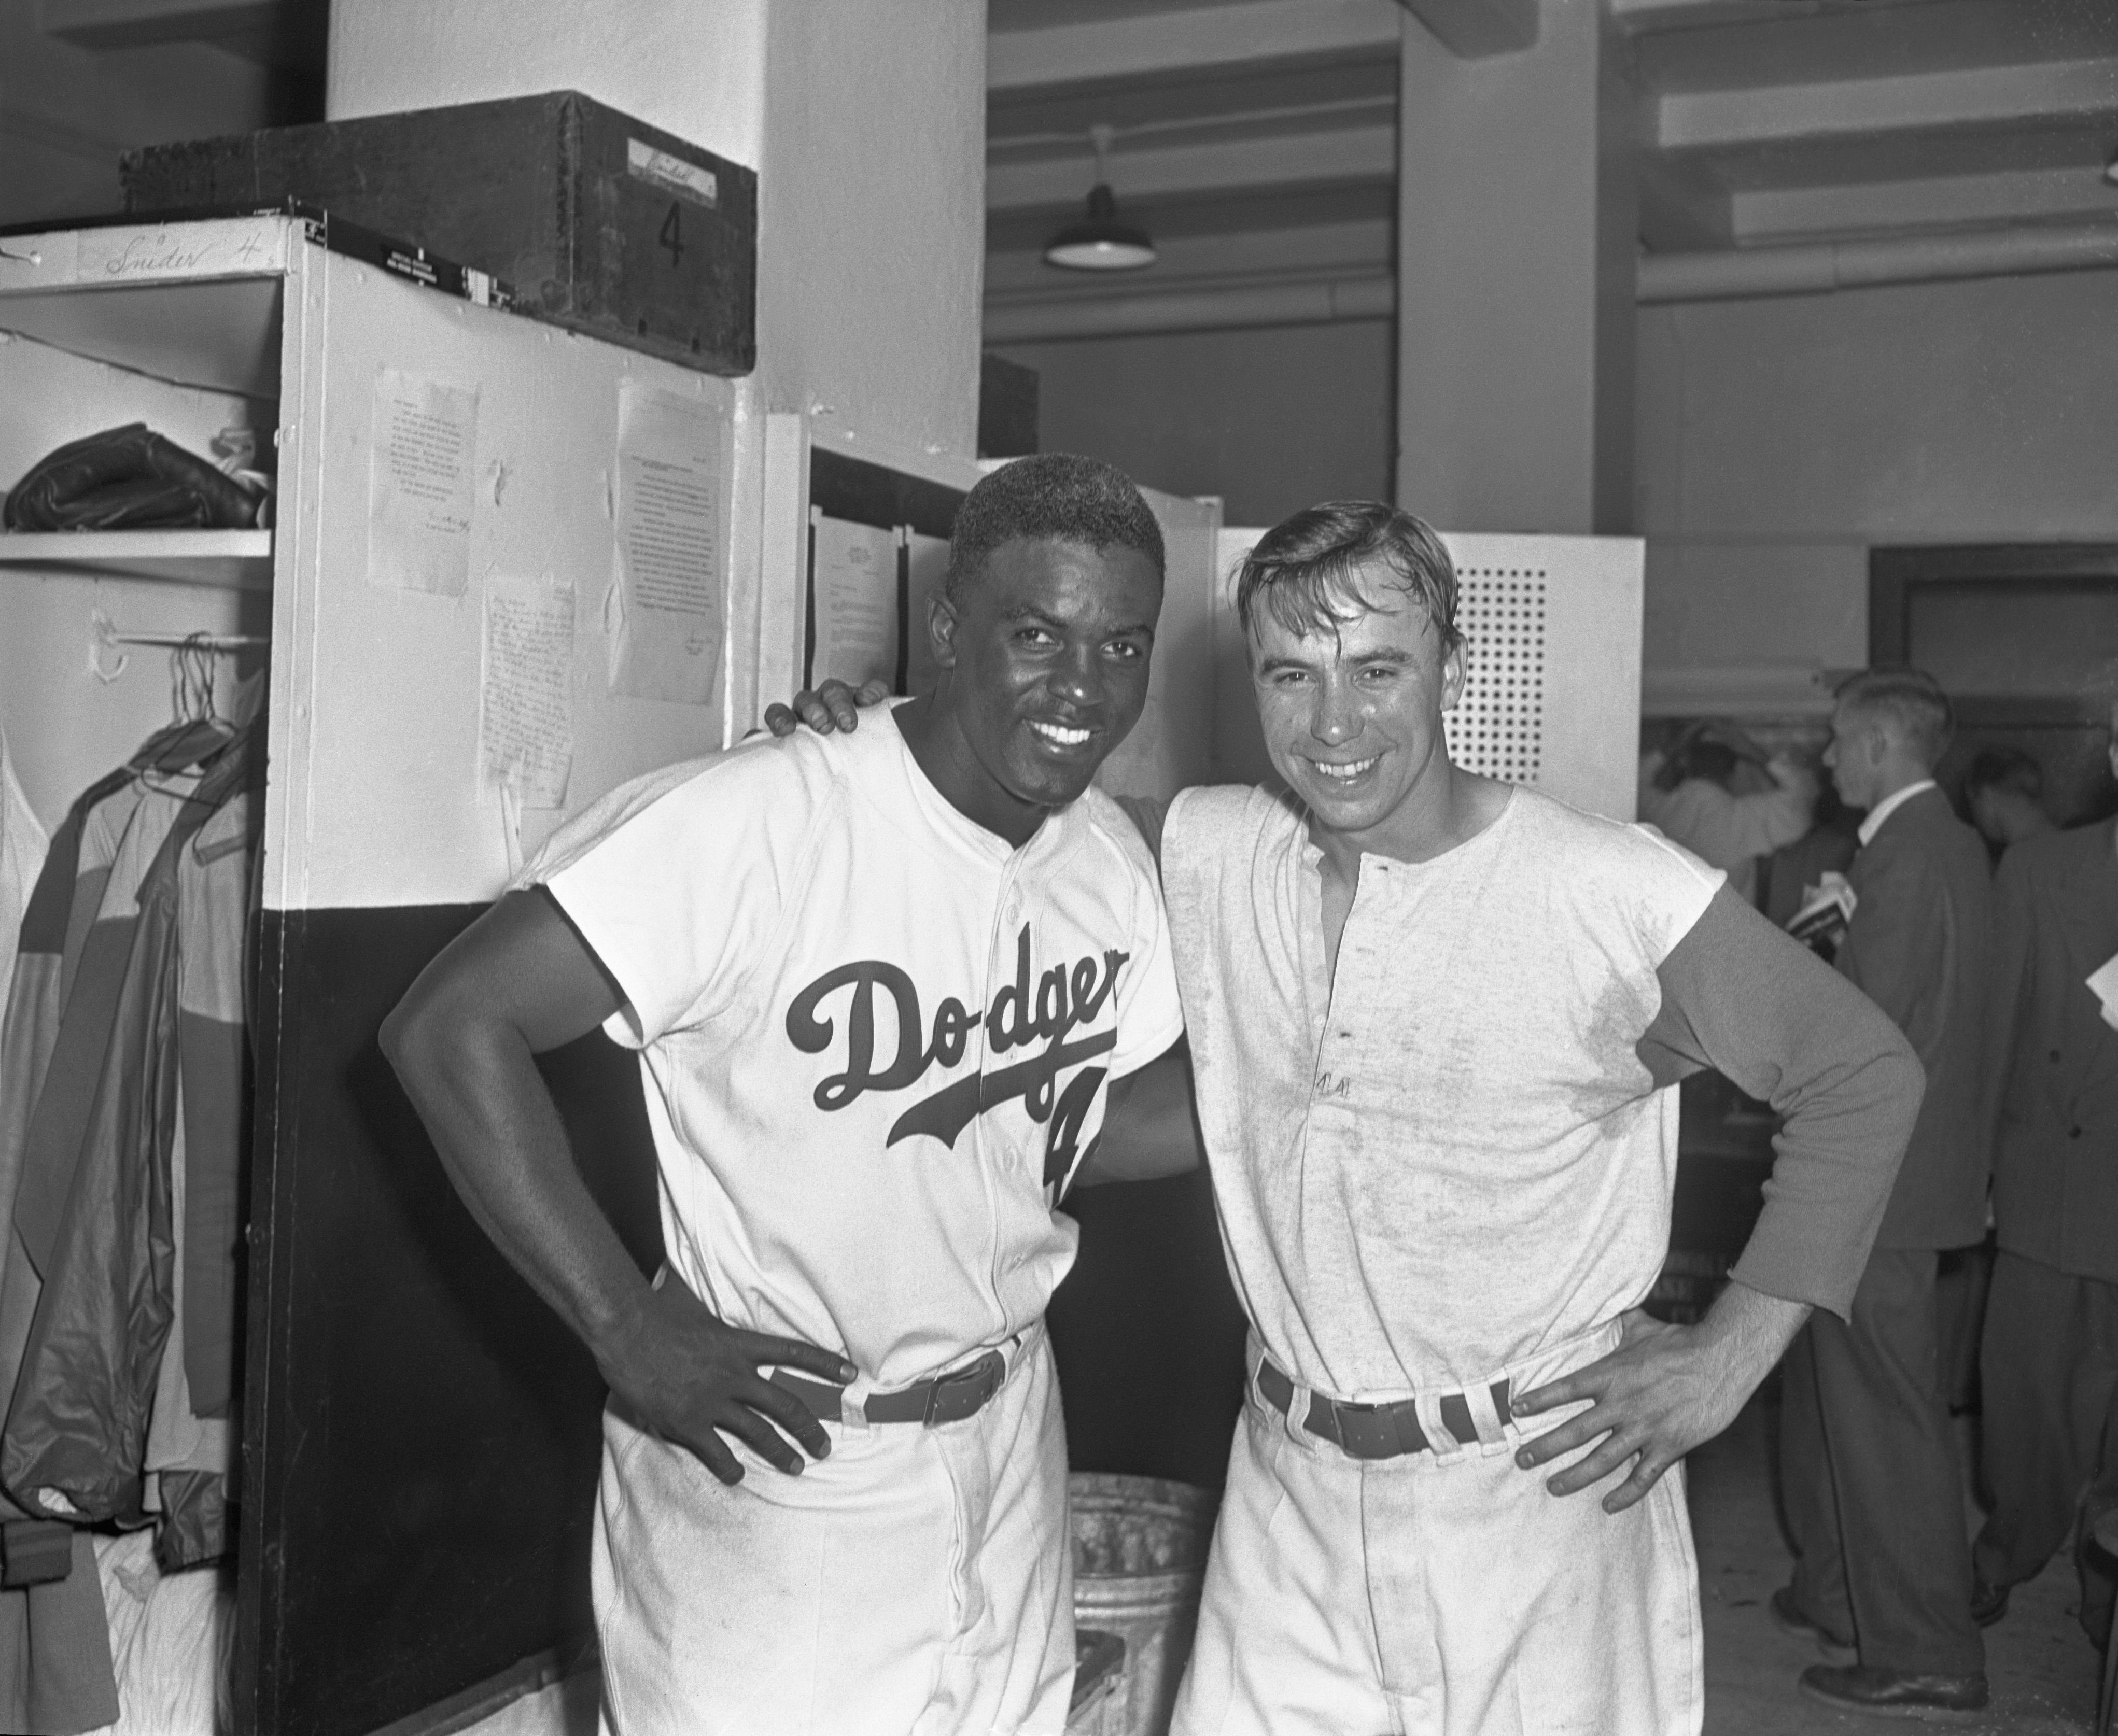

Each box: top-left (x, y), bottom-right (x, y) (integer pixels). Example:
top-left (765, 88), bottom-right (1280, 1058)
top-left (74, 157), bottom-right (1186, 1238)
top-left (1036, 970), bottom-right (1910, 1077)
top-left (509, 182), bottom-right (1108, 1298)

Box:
top-left (1972, 696), bottom-right (2118, 1653)
top-left (1778, 667), bottom-right (1996, 1718)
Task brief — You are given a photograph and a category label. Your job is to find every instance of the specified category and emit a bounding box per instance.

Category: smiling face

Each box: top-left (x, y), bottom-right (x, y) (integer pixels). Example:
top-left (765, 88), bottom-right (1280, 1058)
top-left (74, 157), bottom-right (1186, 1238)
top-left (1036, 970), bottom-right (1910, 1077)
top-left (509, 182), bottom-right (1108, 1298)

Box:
top-left (927, 535), bottom-right (1160, 831)
top-left (1248, 573), bottom-right (1465, 849)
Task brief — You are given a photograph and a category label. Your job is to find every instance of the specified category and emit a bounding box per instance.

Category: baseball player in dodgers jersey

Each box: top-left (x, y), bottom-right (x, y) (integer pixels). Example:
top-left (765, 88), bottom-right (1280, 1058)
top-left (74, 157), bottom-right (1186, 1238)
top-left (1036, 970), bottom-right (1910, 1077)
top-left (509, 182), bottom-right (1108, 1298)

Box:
top-left (779, 501), bottom-right (1924, 1735)
top-left (383, 456), bottom-right (1186, 1736)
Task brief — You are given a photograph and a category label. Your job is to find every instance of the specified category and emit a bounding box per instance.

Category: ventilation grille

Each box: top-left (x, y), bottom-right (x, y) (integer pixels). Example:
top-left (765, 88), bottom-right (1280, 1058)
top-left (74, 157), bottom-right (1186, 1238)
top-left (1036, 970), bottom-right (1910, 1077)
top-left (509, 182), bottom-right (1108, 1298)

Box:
top-left (1443, 566), bottom-right (1548, 784)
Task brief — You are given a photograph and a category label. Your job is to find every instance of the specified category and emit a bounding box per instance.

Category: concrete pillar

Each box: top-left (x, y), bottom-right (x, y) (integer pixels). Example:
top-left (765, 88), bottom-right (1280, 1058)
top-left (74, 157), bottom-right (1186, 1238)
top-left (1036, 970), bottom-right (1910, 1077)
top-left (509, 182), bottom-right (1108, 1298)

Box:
top-left (326, 0), bottom-right (985, 458)
top-left (756, 5), bottom-right (985, 459)
top-left (1395, 0), bottom-right (1637, 533)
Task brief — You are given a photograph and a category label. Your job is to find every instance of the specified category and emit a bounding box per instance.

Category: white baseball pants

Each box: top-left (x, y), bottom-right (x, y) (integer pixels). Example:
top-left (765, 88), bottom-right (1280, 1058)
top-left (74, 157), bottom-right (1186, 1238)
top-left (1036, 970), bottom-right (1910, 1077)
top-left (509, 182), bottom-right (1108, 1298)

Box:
top-left (1171, 1323), bottom-right (1704, 1736)
top-left (593, 1329), bottom-right (1073, 1736)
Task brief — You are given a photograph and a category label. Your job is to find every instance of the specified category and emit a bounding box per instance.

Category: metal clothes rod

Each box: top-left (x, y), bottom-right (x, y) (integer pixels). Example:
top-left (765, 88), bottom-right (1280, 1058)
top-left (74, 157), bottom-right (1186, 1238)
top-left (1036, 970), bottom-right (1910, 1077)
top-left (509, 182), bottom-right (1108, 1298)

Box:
top-left (103, 631), bottom-right (267, 649)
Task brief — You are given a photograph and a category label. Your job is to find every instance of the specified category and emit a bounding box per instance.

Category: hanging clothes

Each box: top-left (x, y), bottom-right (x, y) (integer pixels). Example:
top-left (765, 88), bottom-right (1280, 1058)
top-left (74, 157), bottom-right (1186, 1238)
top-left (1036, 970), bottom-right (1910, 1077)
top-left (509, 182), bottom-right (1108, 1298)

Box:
top-left (0, 766), bottom-right (145, 1736)
top-left (0, 730), bottom-right (49, 1019)
top-left (141, 781), bottom-right (260, 1571)
top-left (4, 730), bottom-right (259, 1563)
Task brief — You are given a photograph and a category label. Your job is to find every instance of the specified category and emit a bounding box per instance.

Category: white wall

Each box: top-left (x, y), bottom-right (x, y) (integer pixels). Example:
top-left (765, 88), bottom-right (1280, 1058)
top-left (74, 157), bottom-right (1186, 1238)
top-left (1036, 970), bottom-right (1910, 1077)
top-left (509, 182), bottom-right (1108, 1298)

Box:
top-left (326, 0), bottom-right (766, 168)
top-left (1636, 269), bottom-right (2118, 673)
top-left (757, 4), bottom-right (984, 461)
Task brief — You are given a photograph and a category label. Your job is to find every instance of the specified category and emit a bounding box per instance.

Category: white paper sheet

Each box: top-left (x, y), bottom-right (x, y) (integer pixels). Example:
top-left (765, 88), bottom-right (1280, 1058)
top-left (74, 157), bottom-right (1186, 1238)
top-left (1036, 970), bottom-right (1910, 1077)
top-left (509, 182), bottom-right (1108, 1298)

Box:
top-left (368, 368), bottom-right (479, 596)
top-left (905, 531), bottom-right (949, 696)
top-left (810, 512), bottom-right (899, 691)
top-left (610, 382), bottom-right (724, 705)
top-left (2088, 951), bottom-right (2118, 1032)
top-left (481, 573), bottom-right (576, 810)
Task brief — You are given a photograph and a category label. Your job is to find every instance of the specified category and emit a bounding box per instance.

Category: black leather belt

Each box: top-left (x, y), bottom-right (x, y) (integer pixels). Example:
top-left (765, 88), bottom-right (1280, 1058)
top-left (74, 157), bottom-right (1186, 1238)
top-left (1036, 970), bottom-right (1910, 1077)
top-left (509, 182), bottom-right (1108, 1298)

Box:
top-left (1255, 1358), bottom-right (1513, 1460)
top-left (772, 1348), bottom-right (1008, 1427)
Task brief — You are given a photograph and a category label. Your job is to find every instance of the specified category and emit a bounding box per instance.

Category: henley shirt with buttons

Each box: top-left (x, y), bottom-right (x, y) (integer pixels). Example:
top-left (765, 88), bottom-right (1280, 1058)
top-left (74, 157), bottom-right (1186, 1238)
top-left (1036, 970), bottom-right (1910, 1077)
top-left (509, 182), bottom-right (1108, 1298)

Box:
top-left (1157, 781), bottom-right (1921, 1402)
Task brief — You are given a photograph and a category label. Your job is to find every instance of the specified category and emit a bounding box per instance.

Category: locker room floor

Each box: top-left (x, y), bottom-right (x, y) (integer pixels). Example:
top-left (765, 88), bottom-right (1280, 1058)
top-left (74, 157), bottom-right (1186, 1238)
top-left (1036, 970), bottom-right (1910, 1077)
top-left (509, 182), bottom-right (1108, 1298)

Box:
top-left (1696, 1392), bottom-right (2100, 1734)
top-left (462, 1393), bottom-right (2105, 1735)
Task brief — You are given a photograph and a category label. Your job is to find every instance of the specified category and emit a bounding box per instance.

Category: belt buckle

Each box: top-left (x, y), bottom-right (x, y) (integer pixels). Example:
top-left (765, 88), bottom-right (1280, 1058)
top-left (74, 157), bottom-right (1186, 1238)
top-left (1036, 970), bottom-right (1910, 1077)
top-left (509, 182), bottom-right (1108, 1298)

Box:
top-left (922, 1352), bottom-right (1000, 1427)
top-left (1329, 1400), bottom-right (1402, 1460)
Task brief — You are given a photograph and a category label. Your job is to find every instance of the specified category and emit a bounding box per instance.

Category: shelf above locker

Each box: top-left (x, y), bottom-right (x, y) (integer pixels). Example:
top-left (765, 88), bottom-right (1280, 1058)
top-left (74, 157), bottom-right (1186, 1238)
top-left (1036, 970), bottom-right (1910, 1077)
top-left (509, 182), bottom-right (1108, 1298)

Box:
top-left (0, 528), bottom-right (272, 590)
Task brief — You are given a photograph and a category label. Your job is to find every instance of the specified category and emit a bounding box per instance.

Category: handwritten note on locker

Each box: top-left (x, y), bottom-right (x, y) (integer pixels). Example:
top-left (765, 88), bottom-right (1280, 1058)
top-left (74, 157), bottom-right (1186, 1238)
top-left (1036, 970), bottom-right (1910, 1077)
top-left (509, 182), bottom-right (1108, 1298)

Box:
top-left (368, 368), bottom-right (479, 596)
top-left (810, 513), bottom-right (898, 691)
top-left (481, 573), bottom-right (576, 809)
top-left (610, 381), bottom-right (723, 705)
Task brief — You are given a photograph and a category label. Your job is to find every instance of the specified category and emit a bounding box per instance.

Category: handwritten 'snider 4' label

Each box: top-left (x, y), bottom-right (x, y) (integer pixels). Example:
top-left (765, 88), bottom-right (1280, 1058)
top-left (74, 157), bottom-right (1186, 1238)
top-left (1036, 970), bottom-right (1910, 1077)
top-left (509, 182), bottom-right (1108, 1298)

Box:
top-left (77, 225), bottom-right (280, 283)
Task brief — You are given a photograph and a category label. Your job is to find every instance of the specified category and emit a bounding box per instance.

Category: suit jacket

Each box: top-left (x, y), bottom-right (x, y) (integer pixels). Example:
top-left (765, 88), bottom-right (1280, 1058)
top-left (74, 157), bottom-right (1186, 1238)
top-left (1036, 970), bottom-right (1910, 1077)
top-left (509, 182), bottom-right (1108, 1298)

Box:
top-left (1835, 785), bottom-right (1995, 1249)
top-left (1989, 817), bottom-right (2118, 1282)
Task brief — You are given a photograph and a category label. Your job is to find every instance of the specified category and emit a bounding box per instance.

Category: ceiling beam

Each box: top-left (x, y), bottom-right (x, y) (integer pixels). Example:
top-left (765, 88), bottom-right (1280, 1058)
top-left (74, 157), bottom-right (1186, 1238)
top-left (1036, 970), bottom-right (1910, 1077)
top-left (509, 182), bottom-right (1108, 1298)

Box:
top-left (41, 0), bottom-right (274, 48)
top-left (1659, 56), bottom-right (2118, 153)
top-left (987, 124), bottom-right (1398, 214)
top-left (1638, 218), bottom-right (2118, 303)
top-left (1610, 0), bottom-right (1956, 31)
top-left (1733, 165), bottom-right (2118, 242)
top-left (986, 270), bottom-right (1394, 344)
top-left (987, 0), bottom-right (1400, 94)
top-left (1395, 0), bottom-right (1538, 58)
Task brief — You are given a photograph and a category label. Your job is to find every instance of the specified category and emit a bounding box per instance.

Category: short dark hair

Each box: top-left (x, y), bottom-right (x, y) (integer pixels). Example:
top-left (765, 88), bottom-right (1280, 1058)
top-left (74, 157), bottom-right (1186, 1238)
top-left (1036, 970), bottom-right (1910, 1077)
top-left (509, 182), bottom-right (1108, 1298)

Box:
top-left (1835, 666), bottom-right (1954, 770)
top-left (1236, 501), bottom-right (1462, 650)
top-left (1678, 738), bottom-right (1740, 786)
top-left (1963, 746), bottom-right (2042, 799)
top-left (946, 453), bottom-right (1164, 599)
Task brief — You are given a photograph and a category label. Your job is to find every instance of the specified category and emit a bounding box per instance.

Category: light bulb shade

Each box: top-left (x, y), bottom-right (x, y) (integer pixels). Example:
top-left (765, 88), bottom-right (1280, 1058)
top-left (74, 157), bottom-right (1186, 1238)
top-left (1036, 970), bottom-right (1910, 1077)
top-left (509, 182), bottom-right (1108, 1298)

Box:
top-left (1043, 184), bottom-right (1156, 272)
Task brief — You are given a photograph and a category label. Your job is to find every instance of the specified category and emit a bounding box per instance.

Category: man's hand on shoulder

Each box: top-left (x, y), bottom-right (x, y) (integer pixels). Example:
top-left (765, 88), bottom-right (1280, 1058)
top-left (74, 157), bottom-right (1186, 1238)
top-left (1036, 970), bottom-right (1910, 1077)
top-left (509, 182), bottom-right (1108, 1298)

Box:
top-left (1071, 1039), bottom-right (1201, 1187)
top-left (1509, 1283), bottom-right (1808, 1513)
top-left (763, 678), bottom-right (889, 739)
top-left (596, 1273), bottom-right (858, 1486)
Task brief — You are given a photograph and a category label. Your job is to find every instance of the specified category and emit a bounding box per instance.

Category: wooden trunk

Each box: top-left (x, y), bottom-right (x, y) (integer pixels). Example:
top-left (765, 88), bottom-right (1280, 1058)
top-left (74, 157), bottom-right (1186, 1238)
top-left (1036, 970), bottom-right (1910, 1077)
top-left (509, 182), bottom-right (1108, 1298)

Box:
top-left (122, 90), bottom-right (755, 378)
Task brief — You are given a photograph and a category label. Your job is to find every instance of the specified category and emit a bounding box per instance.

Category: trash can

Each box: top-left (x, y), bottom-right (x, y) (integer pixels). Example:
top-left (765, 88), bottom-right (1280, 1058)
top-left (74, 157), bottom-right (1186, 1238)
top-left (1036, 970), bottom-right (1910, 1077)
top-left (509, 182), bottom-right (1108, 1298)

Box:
top-left (1070, 1474), bottom-right (1217, 1736)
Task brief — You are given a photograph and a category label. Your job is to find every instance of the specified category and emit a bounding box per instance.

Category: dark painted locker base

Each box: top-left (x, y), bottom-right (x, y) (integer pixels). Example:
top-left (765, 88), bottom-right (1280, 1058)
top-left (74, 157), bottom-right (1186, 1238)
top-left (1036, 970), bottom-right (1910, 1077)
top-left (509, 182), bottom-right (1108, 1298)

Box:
top-left (239, 904), bottom-right (659, 1736)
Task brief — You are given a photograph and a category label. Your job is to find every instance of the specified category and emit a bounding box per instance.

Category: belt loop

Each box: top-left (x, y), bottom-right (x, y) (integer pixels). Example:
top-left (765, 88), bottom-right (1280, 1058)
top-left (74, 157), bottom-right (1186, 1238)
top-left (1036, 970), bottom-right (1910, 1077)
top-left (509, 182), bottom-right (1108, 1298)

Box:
top-left (1412, 1390), bottom-right (1455, 1459)
top-left (1461, 1379), bottom-right (1506, 1448)
top-left (1245, 1338), bottom-right (1270, 1415)
top-left (1284, 1376), bottom-right (1314, 1448)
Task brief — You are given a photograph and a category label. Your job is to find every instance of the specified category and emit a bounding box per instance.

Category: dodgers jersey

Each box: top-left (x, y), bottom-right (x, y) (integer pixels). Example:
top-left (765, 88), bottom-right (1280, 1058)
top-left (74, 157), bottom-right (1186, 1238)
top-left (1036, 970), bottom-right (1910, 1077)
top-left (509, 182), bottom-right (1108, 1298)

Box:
top-left (534, 703), bottom-right (1183, 1390)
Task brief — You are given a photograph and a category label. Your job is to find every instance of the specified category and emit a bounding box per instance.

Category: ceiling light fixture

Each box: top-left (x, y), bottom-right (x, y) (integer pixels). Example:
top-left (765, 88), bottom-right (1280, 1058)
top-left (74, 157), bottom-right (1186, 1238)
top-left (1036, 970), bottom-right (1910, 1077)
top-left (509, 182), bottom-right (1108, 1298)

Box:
top-left (2105, 147), bottom-right (2118, 186)
top-left (1043, 125), bottom-right (1156, 272)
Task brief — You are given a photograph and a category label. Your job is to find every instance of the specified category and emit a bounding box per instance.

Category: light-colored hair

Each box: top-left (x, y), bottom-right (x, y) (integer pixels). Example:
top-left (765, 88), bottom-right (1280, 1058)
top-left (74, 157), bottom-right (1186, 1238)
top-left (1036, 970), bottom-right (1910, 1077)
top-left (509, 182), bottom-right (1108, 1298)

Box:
top-left (1835, 666), bottom-right (1954, 771)
top-left (1236, 501), bottom-right (1463, 651)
